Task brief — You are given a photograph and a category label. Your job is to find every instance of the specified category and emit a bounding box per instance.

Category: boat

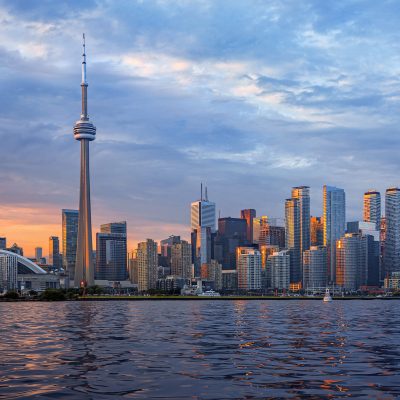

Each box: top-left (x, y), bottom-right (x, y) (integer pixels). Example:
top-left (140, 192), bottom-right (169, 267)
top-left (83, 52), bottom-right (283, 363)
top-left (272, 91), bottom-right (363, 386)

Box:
top-left (198, 290), bottom-right (221, 297)
top-left (323, 288), bottom-right (333, 302)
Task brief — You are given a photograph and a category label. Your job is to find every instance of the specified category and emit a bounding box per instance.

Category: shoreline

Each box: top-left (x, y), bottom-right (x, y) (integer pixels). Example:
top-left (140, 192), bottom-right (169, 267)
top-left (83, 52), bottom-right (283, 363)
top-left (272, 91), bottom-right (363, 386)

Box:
top-left (1, 296), bottom-right (398, 302)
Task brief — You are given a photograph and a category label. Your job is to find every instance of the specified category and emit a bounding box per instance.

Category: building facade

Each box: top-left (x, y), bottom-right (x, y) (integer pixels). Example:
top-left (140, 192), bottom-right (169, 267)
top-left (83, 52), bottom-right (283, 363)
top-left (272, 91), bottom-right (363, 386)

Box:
top-left (363, 190), bottom-right (381, 231)
top-left (240, 209), bottom-right (256, 243)
top-left (323, 185), bottom-right (346, 283)
top-left (136, 239), bottom-right (158, 292)
top-left (236, 247), bottom-right (262, 290)
top-left (285, 198), bottom-right (301, 284)
top-left (303, 246), bottom-right (327, 289)
top-left (171, 240), bottom-right (192, 279)
top-left (62, 209), bottom-right (79, 281)
top-left (310, 216), bottom-right (324, 246)
top-left (49, 236), bottom-right (62, 270)
top-left (267, 250), bottom-right (290, 290)
top-left (384, 187), bottom-right (400, 278)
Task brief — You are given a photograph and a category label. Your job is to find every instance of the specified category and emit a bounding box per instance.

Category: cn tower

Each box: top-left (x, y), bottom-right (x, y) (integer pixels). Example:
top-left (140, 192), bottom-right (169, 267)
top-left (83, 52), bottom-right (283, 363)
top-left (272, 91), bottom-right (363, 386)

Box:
top-left (74, 34), bottom-right (96, 287)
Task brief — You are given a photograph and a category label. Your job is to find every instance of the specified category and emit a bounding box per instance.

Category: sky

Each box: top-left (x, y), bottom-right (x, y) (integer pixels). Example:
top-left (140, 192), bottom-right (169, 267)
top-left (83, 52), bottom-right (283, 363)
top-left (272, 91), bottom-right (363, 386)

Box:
top-left (1, 0), bottom-right (400, 258)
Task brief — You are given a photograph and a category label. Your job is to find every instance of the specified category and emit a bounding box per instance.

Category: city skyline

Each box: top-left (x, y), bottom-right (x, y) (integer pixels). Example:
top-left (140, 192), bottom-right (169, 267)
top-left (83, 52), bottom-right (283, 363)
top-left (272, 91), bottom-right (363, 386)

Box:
top-left (1, 1), bottom-right (400, 256)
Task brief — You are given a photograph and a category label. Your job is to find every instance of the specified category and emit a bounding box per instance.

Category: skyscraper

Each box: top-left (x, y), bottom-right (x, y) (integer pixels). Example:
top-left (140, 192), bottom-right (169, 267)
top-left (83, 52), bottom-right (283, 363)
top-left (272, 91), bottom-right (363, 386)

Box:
top-left (96, 233), bottom-right (127, 281)
top-left (191, 186), bottom-right (216, 274)
top-left (303, 246), bottom-right (327, 289)
top-left (267, 250), bottom-right (290, 290)
top-left (384, 187), bottom-right (400, 277)
top-left (285, 198), bottom-right (301, 283)
top-left (253, 216), bottom-right (285, 248)
top-left (49, 236), bottom-right (62, 270)
top-left (310, 216), bottom-right (324, 246)
top-left (171, 240), bottom-right (192, 279)
top-left (74, 35), bottom-right (96, 288)
top-left (0, 237), bottom-right (6, 250)
top-left (323, 185), bottom-right (346, 283)
top-left (0, 252), bottom-right (18, 292)
top-left (363, 190), bottom-right (381, 231)
top-left (236, 247), bottom-right (262, 290)
top-left (62, 209), bottom-right (79, 281)
top-left (137, 239), bottom-right (158, 292)
top-left (292, 186), bottom-right (311, 261)
top-left (240, 209), bottom-right (256, 243)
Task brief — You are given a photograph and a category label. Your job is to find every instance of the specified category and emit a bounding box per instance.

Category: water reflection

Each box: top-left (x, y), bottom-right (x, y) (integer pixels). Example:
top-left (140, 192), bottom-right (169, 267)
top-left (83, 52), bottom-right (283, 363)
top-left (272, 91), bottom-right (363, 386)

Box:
top-left (0, 300), bottom-right (400, 398)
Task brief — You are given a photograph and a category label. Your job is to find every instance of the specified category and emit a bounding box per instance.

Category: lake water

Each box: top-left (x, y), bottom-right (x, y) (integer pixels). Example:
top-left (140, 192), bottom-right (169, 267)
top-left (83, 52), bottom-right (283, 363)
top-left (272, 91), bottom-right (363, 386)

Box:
top-left (1, 300), bottom-right (399, 399)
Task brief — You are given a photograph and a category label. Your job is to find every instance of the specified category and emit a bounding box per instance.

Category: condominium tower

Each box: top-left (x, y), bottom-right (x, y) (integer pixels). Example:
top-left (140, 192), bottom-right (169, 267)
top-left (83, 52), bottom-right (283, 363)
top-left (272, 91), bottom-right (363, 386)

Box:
top-left (363, 190), bottom-right (381, 231)
top-left (384, 187), bottom-right (400, 277)
top-left (62, 209), bottom-right (78, 280)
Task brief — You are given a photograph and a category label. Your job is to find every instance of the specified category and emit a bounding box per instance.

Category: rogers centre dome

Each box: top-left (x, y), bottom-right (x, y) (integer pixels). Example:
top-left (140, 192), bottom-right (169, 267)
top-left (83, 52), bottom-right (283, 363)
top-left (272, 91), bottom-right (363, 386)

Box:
top-left (0, 249), bottom-right (47, 274)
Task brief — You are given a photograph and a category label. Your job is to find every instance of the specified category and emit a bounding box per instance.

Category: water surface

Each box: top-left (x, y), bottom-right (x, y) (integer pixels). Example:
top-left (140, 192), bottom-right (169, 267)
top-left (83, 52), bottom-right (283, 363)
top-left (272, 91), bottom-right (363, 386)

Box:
top-left (1, 300), bottom-right (399, 399)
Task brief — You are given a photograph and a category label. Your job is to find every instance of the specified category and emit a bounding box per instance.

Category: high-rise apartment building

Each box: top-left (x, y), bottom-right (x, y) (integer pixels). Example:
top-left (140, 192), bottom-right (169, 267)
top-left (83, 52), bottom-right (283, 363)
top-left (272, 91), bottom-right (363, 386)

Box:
top-left (310, 216), bottom-right (324, 246)
top-left (200, 259), bottom-right (222, 290)
top-left (62, 209), bottom-right (79, 281)
top-left (292, 186), bottom-right (311, 263)
top-left (303, 246), bottom-right (327, 289)
top-left (236, 247), bottom-right (262, 290)
top-left (384, 187), bottom-right (400, 277)
top-left (336, 233), bottom-right (369, 291)
top-left (240, 209), bottom-right (256, 243)
top-left (0, 237), bottom-right (6, 250)
top-left (285, 198), bottom-right (301, 284)
top-left (267, 250), bottom-right (290, 290)
top-left (363, 190), bottom-right (381, 231)
top-left (171, 240), bottom-right (192, 279)
top-left (323, 185), bottom-right (346, 283)
top-left (136, 239), bottom-right (158, 292)
top-left (49, 236), bottom-right (62, 269)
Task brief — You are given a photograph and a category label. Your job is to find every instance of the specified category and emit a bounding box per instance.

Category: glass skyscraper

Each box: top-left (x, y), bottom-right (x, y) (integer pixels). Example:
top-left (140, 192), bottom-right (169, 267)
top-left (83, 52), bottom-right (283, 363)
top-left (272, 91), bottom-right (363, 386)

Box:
top-left (62, 209), bottom-right (79, 281)
top-left (285, 198), bottom-right (301, 283)
top-left (323, 185), bottom-right (346, 283)
top-left (363, 190), bottom-right (381, 231)
top-left (384, 187), bottom-right (400, 277)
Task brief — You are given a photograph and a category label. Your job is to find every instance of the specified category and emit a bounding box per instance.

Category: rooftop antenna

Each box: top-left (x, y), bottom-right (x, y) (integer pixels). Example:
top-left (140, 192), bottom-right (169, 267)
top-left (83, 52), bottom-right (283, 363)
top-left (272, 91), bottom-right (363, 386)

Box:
top-left (201, 182), bottom-right (203, 201)
top-left (205, 186), bottom-right (208, 201)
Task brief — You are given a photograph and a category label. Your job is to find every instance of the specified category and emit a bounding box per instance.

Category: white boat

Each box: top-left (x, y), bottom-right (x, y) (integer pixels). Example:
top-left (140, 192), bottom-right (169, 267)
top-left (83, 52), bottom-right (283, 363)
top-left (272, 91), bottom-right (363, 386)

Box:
top-left (323, 288), bottom-right (333, 302)
top-left (198, 290), bottom-right (221, 297)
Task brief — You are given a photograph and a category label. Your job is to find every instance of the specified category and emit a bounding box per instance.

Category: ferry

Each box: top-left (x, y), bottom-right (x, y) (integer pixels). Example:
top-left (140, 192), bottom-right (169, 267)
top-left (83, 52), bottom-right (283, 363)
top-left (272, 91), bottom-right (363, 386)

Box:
top-left (198, 290), bottom-right (221, 297)
top-left (323, 288), bottom-right (333, 302)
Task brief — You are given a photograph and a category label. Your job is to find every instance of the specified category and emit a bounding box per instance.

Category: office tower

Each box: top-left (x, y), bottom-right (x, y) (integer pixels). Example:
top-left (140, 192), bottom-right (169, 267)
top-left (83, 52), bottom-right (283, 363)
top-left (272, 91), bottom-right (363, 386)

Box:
top-left (96, 232), bottom-right (128, 281)
top-left (240, 209), bottom-right (256, 243)
top-left (285, 198), bottom-right (301, 284)
top-left (214, 217), bottom-right (247, 270)
top-left (49, 236), bottom-right (62, 269)
top-left (236, 247), bottom-right (262, 290)
top-left (303, 246), bottom-right (327, 289)
top-left (35, 247), bottom-right (42, 262)
top-left (160, 235), bottom-right (181, 267)
top-left (0, 237), bottom-right (6, 250)
top-left (62, 209), bottom-right (79, 281)
top-left (191, 186), bottom-right (216, 274)
top-left (363, 190), bottom-right (381, 231)
top-left (0, 252), bottom-right (18, 292)
top-left (7, 243), bottom-right (23, 256)
top-left (323, 185), bottom-right (346, 283)
top-left (74, 35), bottom-right (96, 288)
top-left (310, 216), bottom-right (324, 246)
top-left (336, 233), bottom-right (369, 291)
top-left (253, 216), bottom-right (285, 248)
top-left (136, 239), bottom-right (158, 292)
top-left (267, 250), bottom-right (290, 290)
top-left (384, 187), bottom-right (400, 277)
top-left (100, 221), bottom-right (127, 234)
top-left (200, 259), bottom-right (222, 290)
top-left (292, 186), bottom-right (311, 261)
top-left (171, 240), bottom-right (192, 279)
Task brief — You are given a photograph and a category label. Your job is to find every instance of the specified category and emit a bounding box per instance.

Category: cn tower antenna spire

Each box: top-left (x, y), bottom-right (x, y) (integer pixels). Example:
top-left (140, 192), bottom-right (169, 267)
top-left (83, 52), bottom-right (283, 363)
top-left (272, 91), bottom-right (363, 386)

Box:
top-left (82, 33), bottom-right (87, 85)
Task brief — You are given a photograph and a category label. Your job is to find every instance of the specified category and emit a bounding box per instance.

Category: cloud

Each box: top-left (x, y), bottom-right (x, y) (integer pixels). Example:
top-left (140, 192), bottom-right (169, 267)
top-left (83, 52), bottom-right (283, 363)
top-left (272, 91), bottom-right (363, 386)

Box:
top-left (0, 0), bottom-right (400, 256)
